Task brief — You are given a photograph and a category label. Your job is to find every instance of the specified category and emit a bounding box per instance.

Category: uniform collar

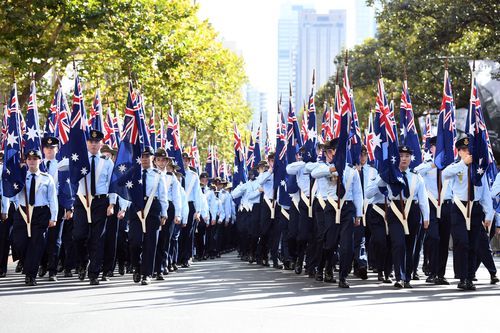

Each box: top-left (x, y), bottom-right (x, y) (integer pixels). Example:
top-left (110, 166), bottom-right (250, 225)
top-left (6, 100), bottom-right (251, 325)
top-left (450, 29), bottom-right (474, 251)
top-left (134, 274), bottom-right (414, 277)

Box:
top-left (29, 169), bottom-right (42, 176)
top-left (88, 151), bottom-right (101, 159)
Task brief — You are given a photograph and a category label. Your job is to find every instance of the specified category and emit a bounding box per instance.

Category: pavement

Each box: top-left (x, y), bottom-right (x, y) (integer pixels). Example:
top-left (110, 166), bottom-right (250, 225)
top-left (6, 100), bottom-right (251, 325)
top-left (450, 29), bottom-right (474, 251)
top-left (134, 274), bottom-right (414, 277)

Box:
top-left (0, 254), bottom-right (499, 333)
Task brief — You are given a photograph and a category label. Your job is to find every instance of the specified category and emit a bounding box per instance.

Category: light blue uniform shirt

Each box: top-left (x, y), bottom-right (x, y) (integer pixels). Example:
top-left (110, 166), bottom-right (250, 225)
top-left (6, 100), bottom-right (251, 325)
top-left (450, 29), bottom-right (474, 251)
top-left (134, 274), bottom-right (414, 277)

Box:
top-left (213, 191), bottom-right (226, 222)
top-left (442, 159), bottom-right (494, 221)
top-left (78, 152), bottom-right (117, 204)
top-left (376, 169), bottom-right (430, 221)
top-left (0, 177), bottom-right (10, 215)
top-left (184, 169), bottom-right (202, 213)
top-left (364, 166), bottom-right (386, 204)
top-left (306, 161), bottom-right (329, 200)
top-left (220, 189), bottom-right (232, 223)
top-left (286, 161), bottom-right (311, 196)
top-left (257, 171), bottom-right (274, 199)
top-left (179, 186), bottom-right (189, 225)
top-left (141, 167), bottom-right (168, 217)
top-left (490, 173), bottom-right (500, 227)
top-left (160, 170), bottom-right (182, 219)
top-left (311, 163), bottom-right (364, 217)
top-left (17, 170), bottom-right (58, 221)
top-left (414, 160), bottom-right (453, 200)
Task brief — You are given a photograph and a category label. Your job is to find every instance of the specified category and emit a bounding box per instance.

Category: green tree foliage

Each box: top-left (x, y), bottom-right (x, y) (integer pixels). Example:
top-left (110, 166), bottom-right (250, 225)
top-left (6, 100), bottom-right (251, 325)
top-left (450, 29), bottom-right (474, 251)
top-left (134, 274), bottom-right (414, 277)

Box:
top-left (0, 0), bottom-right (251, 162)
top-left (316, 0), bottom-right (500, 131)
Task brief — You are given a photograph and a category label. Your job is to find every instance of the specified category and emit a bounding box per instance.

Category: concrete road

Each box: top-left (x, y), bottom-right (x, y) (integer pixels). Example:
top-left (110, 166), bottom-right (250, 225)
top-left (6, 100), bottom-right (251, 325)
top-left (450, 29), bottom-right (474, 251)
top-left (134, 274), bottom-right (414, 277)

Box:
top-left (0, 255), bottom-right (499, 333)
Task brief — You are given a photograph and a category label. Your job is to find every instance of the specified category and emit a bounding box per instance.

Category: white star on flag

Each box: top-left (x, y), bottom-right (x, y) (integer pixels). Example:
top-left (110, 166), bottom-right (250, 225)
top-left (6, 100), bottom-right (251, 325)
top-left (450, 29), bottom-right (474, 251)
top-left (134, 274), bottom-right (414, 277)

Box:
top-left (13, 183), bottom-right (18, 190)
top-left (118, 164), bottom-right (127, 173)
top-left (126, 181), bottom-right (133, 189)
top-left (138, 179), bottom-right (143, 184)
top-left (372, 133), bottom-right (382, 149)
top-left (7, 132), bottom-right (18, 147)
top-left (136, 157), bottom-right (141, 165)
top-left (423, 151), bottom-right (432, 161)
top-left (280, 179), bottom-right (287, 191)
top-left (165, 140), bottom-right (173, 151)
top-left (26, 126), bottom-right (38, 142)
top-left (71, 153), bottom-right (79, 161)
top-left (477, 167), bottom-right (484, 175)
top-left (410, 154), bottom-right (415, 162)
top-left (307, 128), bottom-right (317, 140)
top-left (81, 167), bottom-right (88, 175)
top-left (6, 169), bottom-right (10, 175)
top-left (391, 155), bottom-right (397, 164)
top-left (233, 165), bottom-right (238, 174)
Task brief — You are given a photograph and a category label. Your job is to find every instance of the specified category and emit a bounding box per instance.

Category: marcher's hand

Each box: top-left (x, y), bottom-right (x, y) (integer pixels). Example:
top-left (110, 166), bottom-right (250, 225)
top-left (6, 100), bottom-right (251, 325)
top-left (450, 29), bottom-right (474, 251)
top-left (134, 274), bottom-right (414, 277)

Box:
top-left (194, 212), bottom-right (200, 221)
top-left (211, 220), bottom-right (216, 226)
top-left (182, 223), bottom-right (187, 228)
top-left (423, 220), bottom-right (430, 229)
top-left (354, 217), bottom-right (361, 226)
top-left (174, 216), bottom-right (181, 224)
top-left (225, 221), bottom-right (229, 227)
top-left (258, 187), bottom-right (264, 193)
top-left (329, 166), bottom-right (337, 173)
top-left (463, 154), bottom-right (473, 165)
top-left (1, 213), bottom-right (7, 221)
top-left (106, 205), bottom-right (114, 217)
top-left (355, 165), bottom-right (361, 171)
top-left (483, 220), bottom-right (492, 229)
top-left (160, 217), bottom-right (166, 226)
top-left (64, 210), bottom-right (73, 220)
top-left (48, 220), bottom-right (57, 228)
top-left (117, 210), bottom-right (126, 220)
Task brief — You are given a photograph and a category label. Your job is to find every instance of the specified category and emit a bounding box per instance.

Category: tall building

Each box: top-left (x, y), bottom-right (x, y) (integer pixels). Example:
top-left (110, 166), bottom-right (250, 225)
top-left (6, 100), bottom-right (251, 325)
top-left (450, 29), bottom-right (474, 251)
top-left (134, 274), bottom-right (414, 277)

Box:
top-left (355, 0), bottom-right (377, 45)
top-left (295, 9), bottom-right (346, 113)
top-left (245, 84), bottom-right (268, 147)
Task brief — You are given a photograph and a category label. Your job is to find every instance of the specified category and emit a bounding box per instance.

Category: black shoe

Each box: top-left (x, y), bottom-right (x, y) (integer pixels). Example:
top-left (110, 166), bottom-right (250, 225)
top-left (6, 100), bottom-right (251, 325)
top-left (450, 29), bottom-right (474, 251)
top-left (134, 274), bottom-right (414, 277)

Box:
top-left (126, 266), bottom-right (133, 274)
top-left (0, 271), bottom-right (6, 278)
top-left (89, 278), bottom-right (99, 285)
top-left (15, 262), bottom-right (23, 273)
top-left (272, 260), bottom-right (283, 269)
top-left (434, 277), bottom-right (450, 285)
top-left (38, 266), bottom-right (47, 278)
top-left (403, 281), bottom-right (413, 289)
top-left (216, 254), bottom-right (221, 258)
top-left (261, 260), bottom-right (270, 267)
top-left (248, 255), bottom-right (255, 264)
top-left (118, 265), bottom-right (125, 276)
top-left (457, 280), bottom-right (468, 290)
top-left (308, 269), bottom-right (316, 279)
top-left (78, 268), bottom-right (86, 281)
top-left (133, 271), bottom-right (141, 283)
top-left (490, 275), bottom-right (499, 285)
top-left (26, 277), bottom-right (37, 286)
top-left (358, 267), bottom-right (368, 280)
top-left (156, 273), bottom-right (165, 281)
top-left (63, 270), bottom-right (73, 278)
top-left (101, 275), bottom-right (110, 282)
top-left (315, 271), bottom-right (324, 282)
top-left (181, 263), bottom-right (190, 268)
top-left (472, 277), bottom-right (478, 282)
top-left (294, 264), bottom-right (303, 275)
top-left (167, 265), bottom-right (174, 272)
top-left (466, 280), bottom-right (476, 291)
top-left (411, 273), bottom-right (420, 281)
top-left (162, 269), bottom-right (169, 276)
top-left (425, 275), bottom-right (436, 283)
top-left (338, 279), bottom-right (350, 288)
top-left (106, 271), bottom-right (114, 278)
top-left (394, 280), bottom-right (404, 288)
top-left (383, 277), bottom-right (393, 284)
top-left (172, 264), bottom-right (179, 271)
top-left (141, 276), bottom-right (151, 285)
top-left (324, 272), bottom-right (336, 283)
top-left (49, 275), bottom-right (58, 282)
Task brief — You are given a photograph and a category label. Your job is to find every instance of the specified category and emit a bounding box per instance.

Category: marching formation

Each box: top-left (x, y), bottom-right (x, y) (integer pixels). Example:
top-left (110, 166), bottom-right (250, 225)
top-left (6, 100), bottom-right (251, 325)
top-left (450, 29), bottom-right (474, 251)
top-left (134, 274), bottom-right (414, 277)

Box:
top-left (0, 58), bottom-right (499, 293)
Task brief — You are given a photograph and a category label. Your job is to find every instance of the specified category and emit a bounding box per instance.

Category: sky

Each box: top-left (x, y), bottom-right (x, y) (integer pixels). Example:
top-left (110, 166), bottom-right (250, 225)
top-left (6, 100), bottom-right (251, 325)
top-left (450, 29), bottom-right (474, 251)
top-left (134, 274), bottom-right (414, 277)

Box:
top-left (196, 0), bottom-right (358, 126)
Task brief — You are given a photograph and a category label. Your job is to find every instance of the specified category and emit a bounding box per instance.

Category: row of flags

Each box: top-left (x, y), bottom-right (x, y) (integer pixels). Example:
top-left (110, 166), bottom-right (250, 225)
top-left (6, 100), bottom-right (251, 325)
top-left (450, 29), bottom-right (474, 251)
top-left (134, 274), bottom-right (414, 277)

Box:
top-left (230, 61), bottom-right (497, 211)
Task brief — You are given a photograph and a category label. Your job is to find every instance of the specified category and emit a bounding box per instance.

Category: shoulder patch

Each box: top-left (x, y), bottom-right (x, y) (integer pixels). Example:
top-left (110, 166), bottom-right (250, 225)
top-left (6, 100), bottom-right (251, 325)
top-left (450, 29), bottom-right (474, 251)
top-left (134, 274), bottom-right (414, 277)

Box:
top-left (39, 172), bottom-right (49, 177)
top-left (410, 169), bottom-right (417, 174)
top-left (100, 155), bottom-right (108, 160)
top-left (152, 168), bottom-right (160, 174)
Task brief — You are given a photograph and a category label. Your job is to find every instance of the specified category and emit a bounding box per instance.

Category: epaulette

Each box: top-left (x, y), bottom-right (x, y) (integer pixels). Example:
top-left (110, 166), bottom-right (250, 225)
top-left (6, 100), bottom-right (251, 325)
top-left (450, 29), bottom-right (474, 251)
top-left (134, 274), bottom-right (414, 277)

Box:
top-left (410, 169), bottom-right (418, 174)
top-left (100, 155), bottom-right (108, 160)
top-left (152, 168), bottom-right (160, 174)
top-left (39, 172), bottom-right (49, 177)
top-left (167, 171), bottom-right (174, 176)
top-left (348, 163), bottom-right (354, 168)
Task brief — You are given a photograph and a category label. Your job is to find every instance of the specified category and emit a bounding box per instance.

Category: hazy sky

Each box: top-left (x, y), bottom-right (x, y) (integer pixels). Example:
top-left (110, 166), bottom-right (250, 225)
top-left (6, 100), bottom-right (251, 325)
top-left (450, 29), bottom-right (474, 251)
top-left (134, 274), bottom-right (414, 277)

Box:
top-left (196, 0), bottom-right (358, 124)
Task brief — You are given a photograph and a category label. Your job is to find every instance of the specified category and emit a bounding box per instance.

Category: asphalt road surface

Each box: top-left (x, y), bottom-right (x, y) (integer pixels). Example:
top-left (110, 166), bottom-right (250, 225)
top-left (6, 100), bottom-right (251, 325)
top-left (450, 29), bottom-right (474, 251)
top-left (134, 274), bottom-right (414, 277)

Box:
top-left (1, 254), bottom-right (499, 333)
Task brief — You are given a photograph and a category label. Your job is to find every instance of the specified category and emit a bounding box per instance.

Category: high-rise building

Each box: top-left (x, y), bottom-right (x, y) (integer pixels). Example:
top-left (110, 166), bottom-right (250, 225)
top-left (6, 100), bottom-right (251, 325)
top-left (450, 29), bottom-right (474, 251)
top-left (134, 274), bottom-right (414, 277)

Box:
top-left (295, 9), bottom-right (346, 113)
top-left (245, 84), bottom-right (268, 147)
top-left (355, 0), bottom-right (377, 45)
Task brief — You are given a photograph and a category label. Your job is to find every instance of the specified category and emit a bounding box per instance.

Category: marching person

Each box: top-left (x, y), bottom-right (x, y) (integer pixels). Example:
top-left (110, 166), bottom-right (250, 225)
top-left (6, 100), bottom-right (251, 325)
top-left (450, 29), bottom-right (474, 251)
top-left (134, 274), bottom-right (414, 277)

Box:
top-left (12, 149), bottom-right (57, 286)
top-left (73, 130), bottom-right (115, 285)
top-left (377, 145), bottom-right (429, 288)
top-left (153, 148), bottom-right (181, 280)
top-left (196, 172), bottom-right (211, 260)
top-left (168, 170), bottom-right (189, 269)
top-left (128, 147), bottom-right (168, 285)
top-left (0, 152), bottom-right (11, 278)
top-left (442, 137), bottom-right (493, 290)
top-left (414, 136), bottom-right (453, 285)
top-left (256, 154), bottom-right (275, 266)
top-left (311, 139), bottom-right (363, 288)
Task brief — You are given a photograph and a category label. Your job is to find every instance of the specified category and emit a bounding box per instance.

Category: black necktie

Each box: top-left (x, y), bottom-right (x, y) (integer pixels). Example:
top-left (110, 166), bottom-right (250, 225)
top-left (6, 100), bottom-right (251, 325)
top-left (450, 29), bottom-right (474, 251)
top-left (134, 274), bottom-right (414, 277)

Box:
top-left (202, 187), bottom-right (205, 194)
top-left (468, 169), bottom-right (474, 201)
top-left (29, 174), bottom-right (36, 206)
top-left (337, 178), bottom-right (346, 199)
top-left (90, 155), bottom-right (96, 196)
top-left (142, 169), bottom-right (147, 200)
top-left (46, 160), bottom-right (51, 171)
top-left (402, 171), bottom-right (410, 198)
top-left (360, 166), bottom-right (365, 196)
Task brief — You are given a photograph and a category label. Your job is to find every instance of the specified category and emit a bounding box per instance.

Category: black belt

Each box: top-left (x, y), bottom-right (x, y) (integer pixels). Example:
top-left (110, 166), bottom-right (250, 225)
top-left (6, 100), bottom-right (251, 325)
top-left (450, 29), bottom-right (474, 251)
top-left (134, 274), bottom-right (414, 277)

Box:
top-left (144, 196), bottom-right (158, 200)
top-left (83, 194), bottom-right (109, 199)
top-left (391, 199), bottom-right (418, 204)
top-left (442, 199), bottom-right (452, 204)
top-left (21, 205), bottom-right (48, 209)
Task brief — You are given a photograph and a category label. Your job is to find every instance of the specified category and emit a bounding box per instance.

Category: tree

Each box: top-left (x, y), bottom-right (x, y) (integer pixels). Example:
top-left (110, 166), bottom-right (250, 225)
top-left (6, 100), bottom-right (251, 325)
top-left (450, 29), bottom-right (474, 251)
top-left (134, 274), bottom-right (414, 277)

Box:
top-left (0, 0), bottom-right (251, 162)
top-left (316, 0), bottom-right (500, 131)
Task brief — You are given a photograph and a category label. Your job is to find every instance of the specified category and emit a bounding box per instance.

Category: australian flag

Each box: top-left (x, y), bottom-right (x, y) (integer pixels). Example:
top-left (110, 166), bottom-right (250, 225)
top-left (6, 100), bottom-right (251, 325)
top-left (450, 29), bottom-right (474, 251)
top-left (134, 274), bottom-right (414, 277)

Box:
top-left (205, 145), bottom-right (215, 178)
top-left (365, 111), bottom-right (376, 166)
top-left (104, 106), bottom-right (117, 148)
top-left (303, 72), bottom-right (317, 162)
top-left (374, 77), bottom-right (404, 195)
top-left (286, 88), bottom-right (303, 194)
top-left (166, 106), bottom-right (185, 175)
top-left (190, 130), bottom-right (199, 172)
top-left (399, 80), bottom-right (422, 169)
top-left (109, 81), bottom-right (143, 206)
top-left (56, 92), bottom-right (75, 209)
top-left (422, 113), bottom-right (432, 155)
top-left (113, 107), bottom-right (121, 147)
top-left (233, 122), bottom-right (247, 186)
top-left (2, 82), bottom-right (26, 197)
top-left (246, 132), bottom-right (255, 173)
top-left (466, 70), bottom-right (490, 186)
top-left (24, 80), bottom-right (42, 153)
top-left (69, 74), bottom-right (91, 188)
top-left (148, 106), bottom-right (157, 151)
top-left (275, 104), bottom-right (290, 207)
top-left (89, 88), bottom-right (104, 132)
top-left (157, 119), bottom-right (165, 150)
top-left (435, 69), bottom-right (457, 170)
top-left (44, 89), bottom-right (60, 137)
top-left (348, 72), bottom-right (362, 165)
